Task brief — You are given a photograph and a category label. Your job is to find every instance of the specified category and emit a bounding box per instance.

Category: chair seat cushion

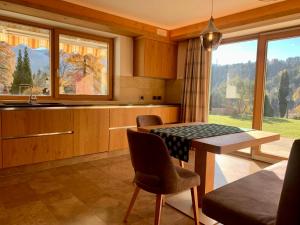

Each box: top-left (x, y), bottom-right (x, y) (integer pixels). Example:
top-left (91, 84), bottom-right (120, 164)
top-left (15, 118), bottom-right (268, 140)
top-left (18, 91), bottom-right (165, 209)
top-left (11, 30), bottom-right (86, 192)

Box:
top-left (202, 161), bottom-right (287, 225)
top-left (175, 166), bottom-right (200, 193)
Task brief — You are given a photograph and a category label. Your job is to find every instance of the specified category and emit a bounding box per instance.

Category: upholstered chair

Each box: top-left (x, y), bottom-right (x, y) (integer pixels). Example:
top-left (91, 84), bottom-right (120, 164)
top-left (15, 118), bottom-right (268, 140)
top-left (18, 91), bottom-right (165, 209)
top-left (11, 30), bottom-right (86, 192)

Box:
top-left (124, 129), bottom-right (200, 225)
top-left (136, 115), bottom-right (184, 168)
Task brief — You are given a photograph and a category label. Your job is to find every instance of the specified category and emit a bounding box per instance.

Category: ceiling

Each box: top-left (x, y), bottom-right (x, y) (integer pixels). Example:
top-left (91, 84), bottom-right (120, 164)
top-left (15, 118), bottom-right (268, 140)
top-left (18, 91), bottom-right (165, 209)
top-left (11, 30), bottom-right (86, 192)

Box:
top-left (63, 0), bottom-right (284, 29)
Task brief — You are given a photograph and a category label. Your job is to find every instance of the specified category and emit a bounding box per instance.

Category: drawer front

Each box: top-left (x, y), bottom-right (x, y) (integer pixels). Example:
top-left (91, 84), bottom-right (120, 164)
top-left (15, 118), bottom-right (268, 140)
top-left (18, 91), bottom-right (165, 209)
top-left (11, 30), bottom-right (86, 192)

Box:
top-left (2, 109), bottom-right (74, 137)
top-left (2, 134), bottom-right (74, 168)
top-left (109, 108), bottom-right (151, 127)
top-left (109, 128), bottom-right (129, 151)
top-left (149, 106), bottom-right (180, 124)
top-left (73, 109), bottom-right (109, 155)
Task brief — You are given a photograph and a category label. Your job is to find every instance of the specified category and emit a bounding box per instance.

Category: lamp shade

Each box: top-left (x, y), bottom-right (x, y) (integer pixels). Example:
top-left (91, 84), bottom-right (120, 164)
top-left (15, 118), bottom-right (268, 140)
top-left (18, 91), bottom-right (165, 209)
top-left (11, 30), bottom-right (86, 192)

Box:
top-left (201, 17), bottom-right (222, 51)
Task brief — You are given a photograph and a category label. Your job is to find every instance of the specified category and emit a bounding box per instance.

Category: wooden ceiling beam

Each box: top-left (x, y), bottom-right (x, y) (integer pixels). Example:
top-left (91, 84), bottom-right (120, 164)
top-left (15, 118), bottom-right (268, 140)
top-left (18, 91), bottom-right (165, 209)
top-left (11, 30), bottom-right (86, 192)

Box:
top-left (170, 0), bottom-right (300, 40)
top-left (0, 0), bottom-right (169, 40)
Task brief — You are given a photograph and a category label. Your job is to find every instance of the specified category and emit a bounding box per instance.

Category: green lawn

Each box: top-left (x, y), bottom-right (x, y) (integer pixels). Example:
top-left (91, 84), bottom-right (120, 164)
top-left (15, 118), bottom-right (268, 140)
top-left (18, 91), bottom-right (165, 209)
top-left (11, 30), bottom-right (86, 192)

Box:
top-left (208, 115), bottom-right (300, 139)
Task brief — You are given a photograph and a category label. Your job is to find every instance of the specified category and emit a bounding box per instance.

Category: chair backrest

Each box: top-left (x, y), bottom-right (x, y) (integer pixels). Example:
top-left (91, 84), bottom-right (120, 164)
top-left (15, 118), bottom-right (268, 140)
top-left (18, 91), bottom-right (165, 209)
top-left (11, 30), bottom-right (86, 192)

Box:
top-left (136, 115), bottom-right (163, 127)
top-left (127, 129), bottom-right (179, 194)
top-left (276, 139), bottom-right (300, 225)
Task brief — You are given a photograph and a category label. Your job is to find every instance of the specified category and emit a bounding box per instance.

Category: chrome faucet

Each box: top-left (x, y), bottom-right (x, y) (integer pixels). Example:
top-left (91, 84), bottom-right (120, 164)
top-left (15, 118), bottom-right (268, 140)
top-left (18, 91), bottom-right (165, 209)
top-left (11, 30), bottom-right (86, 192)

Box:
top-left (19, 84), bottom-right (38, 104)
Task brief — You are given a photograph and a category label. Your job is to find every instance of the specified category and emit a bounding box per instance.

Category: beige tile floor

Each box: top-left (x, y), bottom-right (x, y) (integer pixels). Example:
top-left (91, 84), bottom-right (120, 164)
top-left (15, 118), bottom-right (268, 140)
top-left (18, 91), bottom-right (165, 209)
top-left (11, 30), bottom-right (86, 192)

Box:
top-left (0, 152), bottom-right (269, 225)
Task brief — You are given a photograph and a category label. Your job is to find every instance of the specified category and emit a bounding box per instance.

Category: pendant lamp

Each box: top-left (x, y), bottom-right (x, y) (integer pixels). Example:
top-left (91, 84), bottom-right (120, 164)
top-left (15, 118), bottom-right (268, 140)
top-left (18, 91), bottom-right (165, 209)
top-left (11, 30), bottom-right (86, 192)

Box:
top-left (201, 0), bottom-right (222, 51)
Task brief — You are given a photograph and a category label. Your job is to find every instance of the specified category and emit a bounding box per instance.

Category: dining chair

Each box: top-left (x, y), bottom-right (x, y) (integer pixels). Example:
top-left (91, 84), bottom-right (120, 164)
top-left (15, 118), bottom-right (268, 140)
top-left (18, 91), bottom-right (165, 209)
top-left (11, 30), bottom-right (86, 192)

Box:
top-left (202, 139), bottom-right (300, 225)
top-left (124, 129), bottom-right (200, 225)
top-left (136, 115), bottom-right (185, 168)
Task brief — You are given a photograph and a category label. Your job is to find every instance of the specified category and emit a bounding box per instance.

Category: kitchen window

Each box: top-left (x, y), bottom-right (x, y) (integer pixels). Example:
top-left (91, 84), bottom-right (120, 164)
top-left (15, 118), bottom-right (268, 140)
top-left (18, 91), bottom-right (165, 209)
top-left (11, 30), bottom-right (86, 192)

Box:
top-left (0, 19), bottom-right (51, 97)
top-left (55, 30), bottom-right (113, 100)
top-left (0, 17), bottom-right (114, 100)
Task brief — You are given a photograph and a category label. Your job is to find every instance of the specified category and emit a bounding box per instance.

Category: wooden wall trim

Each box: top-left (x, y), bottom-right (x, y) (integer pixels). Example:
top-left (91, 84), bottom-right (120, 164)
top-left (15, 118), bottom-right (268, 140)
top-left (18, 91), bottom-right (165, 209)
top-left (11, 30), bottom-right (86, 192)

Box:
top-left (170, 0), bottom-right (300, 40)
top-left (0, 0), bottom-right (168, 40)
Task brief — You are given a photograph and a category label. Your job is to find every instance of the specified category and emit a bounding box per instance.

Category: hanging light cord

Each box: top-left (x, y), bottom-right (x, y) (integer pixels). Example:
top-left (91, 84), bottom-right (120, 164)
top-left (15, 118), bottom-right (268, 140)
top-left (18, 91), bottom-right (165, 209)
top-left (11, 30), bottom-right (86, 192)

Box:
top-left (211, 0), bottom-right (214, 18)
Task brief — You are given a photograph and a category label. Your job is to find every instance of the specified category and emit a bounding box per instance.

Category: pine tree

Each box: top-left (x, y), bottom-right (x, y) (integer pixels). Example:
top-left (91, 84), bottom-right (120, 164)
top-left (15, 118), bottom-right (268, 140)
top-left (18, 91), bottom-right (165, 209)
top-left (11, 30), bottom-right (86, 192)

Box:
top-left (10, 49), bottom-right (23, 94)
top-left (22, 47), bottom-right (33, 85)
top-left (278, 70), bottom-right (290, 118)
top-left (264, 94), bottom-right (274, 117)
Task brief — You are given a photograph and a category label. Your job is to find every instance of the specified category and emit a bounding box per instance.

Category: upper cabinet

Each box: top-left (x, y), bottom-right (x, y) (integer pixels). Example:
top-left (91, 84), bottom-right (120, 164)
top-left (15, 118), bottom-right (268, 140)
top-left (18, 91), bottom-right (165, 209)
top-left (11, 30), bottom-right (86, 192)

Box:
top-left (134, 37), bottom-right (177, 79)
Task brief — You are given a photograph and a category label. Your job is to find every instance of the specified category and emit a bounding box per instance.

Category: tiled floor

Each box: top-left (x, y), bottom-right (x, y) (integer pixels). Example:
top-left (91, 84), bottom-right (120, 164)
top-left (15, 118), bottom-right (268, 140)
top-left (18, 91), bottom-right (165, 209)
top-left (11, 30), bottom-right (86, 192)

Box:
top-left (0, 152), bottom-right (269, 225)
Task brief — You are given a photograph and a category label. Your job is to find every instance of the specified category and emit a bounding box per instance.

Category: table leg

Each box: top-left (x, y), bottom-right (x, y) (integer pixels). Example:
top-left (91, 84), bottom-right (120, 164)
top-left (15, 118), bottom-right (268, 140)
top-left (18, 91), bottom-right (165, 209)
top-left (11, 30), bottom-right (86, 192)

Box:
top-left (194, 150), bottom-right (215, 207)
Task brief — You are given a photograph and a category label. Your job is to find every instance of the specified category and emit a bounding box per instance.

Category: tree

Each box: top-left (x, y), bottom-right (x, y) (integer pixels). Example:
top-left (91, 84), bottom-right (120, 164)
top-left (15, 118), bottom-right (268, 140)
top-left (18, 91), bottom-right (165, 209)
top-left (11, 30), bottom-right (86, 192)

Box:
top-left (264, 94), bottom-right (274, 117)
top-left (10, 49), bottom-right (23, 94)
top-left (22, 47), bottom-right (33, 85)
top-left (0, 42), bottom-right (15, 93)
top-left (278, 70), bottom-right (290, 118)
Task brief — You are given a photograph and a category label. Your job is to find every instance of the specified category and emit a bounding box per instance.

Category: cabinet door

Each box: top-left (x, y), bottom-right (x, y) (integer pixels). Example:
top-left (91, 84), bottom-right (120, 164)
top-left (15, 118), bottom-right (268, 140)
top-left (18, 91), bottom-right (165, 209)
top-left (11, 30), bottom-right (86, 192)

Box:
top-left (109, 128), bottom-right (129, 151)
top-left (2, 134), bottom-right (73, 168)
top-left (134, 38), bottom-right (177, 79)
top-left (73, 109), bottom-right (109, 155)
top-left (144, 38), bottom-right (161, 77)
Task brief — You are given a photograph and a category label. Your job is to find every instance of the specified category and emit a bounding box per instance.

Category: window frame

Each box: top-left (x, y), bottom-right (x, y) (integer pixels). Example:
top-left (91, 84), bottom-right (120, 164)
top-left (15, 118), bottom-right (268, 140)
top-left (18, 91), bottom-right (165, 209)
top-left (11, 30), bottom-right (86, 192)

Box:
top-left (0, 15), bottom-right (54, 100)
top-left (0, 16), bottom-right (114, 101)
top-left (54, 29), bottom-right (114, 100)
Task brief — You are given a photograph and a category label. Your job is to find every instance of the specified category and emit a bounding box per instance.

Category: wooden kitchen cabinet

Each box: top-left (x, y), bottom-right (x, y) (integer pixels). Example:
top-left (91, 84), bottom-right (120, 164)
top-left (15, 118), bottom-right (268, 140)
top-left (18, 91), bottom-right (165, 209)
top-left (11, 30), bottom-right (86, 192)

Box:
top-left (1, 109), bottom-right (74, 168)
top-left (1, 109), bottom-right (74, 137)
top-left (134, 37), bottom-right (177, 79)
top-left (109, 106), bottom-right (180, 151)
top-left (150, 106), bottom-right (180, 124)
top-left (73, 109), bottom-right (109, 155)
top-left (2, 134), bottom-right (73, 168)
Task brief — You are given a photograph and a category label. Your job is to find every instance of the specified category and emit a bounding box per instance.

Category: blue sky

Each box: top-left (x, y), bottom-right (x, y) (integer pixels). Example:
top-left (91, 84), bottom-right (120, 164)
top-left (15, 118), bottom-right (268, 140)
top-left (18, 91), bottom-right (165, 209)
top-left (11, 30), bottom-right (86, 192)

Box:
top-left (212, 37), bottom-right (300, 65)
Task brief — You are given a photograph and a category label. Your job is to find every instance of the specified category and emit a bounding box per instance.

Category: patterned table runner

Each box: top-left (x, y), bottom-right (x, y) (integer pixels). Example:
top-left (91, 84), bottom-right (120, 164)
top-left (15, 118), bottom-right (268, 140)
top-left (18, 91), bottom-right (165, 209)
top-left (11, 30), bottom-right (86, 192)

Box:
top-left (150, 124), bottom-right (251, 162)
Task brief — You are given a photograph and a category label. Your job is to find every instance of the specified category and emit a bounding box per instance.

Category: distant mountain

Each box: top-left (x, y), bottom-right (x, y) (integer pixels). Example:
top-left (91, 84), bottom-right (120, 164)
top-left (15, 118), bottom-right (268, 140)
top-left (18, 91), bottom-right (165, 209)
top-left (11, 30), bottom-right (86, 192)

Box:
top-left (12, 44), bottom-right (50, 75)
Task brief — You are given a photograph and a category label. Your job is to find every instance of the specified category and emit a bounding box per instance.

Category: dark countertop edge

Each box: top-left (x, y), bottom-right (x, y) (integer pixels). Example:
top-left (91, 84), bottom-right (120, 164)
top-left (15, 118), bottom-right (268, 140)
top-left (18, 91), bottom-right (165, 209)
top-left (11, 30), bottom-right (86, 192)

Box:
top-left (0, 104), bottom-right (180, 111)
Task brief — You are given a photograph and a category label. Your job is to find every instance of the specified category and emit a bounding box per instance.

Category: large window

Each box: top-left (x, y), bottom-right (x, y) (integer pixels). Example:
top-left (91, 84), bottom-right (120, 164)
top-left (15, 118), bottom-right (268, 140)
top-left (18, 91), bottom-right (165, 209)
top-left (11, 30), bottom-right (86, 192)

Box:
top-left (0, 20), bottom-right (51, 96)
top-left (209, 40), bottom-right (258, 154)
top-left (56, 31), bottom-right (113, 99)
top-left (210, 30), bottom-right (300, 161)
top-left (260, 35), bottom-right (300, 158)
top-left (0, 18), bottom-right (113, 100)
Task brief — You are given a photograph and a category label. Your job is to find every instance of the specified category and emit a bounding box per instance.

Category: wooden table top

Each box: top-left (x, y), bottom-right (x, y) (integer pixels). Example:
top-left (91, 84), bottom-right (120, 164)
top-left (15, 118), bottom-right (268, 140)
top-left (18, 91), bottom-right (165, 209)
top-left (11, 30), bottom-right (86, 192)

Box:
top-left (138, 122), bottom-right (280, 154)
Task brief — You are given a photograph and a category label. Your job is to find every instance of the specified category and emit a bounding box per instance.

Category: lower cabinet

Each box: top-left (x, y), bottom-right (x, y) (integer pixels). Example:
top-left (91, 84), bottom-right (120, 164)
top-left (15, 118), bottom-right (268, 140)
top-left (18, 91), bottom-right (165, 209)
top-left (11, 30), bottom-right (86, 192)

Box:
top-left (2, 134), bottom-right (73, 168)
top-left (109, 106), bottom-right (180, 151)
top-left (109, 128), bottom-right (129, 151)
top-left (0, 106), bottom-right (179, 168)
top-left (73, 109), bottom-right (109, 155)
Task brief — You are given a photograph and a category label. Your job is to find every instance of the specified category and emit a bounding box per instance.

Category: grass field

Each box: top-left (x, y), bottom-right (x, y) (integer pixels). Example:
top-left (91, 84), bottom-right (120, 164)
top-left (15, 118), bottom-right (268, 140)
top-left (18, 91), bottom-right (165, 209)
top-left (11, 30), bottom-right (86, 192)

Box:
top-left (209, 115), bottom-right (300, 139)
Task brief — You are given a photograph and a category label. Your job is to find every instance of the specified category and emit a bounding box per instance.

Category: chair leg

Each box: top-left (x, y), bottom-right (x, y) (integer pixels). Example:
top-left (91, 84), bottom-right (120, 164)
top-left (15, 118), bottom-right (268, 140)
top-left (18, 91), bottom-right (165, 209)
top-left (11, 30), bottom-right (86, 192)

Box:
top-left (124, 186), bottom-right (140, 222)
top-left (154, 194), bottom-right (163, 225)
top-left (179, 160), bottom-right (184, 168)
top-left (191, 186), bottom-right (200, 225)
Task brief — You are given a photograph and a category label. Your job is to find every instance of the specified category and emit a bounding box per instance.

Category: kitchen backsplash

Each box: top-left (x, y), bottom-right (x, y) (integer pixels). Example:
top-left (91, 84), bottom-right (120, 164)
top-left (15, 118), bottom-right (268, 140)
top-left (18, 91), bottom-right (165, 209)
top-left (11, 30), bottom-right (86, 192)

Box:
top-left (114, 76), bottom-right (166, 104)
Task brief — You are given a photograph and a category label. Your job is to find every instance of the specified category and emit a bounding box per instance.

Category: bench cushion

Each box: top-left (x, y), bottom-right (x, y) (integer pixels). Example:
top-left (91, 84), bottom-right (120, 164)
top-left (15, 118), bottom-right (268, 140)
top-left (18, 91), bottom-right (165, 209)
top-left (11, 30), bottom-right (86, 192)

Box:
top-left (202, 161), bottom-right (287, 225)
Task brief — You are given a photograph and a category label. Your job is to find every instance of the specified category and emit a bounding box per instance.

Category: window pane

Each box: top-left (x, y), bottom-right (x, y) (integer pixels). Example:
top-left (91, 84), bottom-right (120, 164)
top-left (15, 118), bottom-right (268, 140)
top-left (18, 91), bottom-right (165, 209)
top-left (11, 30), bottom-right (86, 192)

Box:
top-left (261, 37), bottom-right (300, 158)
top-left (59, 34), bottom-right (109, 96)
top-left (0, 20), bottom-right (51, 96)
top-left (209, 40), bottom-right (258, 154)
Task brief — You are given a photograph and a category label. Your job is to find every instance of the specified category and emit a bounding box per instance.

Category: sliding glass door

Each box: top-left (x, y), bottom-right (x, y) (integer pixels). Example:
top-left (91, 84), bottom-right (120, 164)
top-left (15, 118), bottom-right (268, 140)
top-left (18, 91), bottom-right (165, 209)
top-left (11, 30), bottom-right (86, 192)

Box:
top-left (257, 34), bottom-right (300, 159)
top-left (209, 29), bottom-right (300, 162)
top-left (209, 39), bottom-right (257, 155)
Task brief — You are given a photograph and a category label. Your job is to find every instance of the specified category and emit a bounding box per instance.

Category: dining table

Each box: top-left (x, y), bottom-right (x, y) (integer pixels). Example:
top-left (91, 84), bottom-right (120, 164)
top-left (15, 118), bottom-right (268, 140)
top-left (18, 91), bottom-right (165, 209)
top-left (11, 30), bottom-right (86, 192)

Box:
top-left (138, 122), bottom-right (280, 223)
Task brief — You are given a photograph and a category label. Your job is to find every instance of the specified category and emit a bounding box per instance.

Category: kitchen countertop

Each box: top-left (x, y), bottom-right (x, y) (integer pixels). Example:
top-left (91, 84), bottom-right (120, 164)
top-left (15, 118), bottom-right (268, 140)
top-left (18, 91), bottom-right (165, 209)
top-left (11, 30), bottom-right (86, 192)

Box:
top-left (0, 102), bottom-right (180, 111)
